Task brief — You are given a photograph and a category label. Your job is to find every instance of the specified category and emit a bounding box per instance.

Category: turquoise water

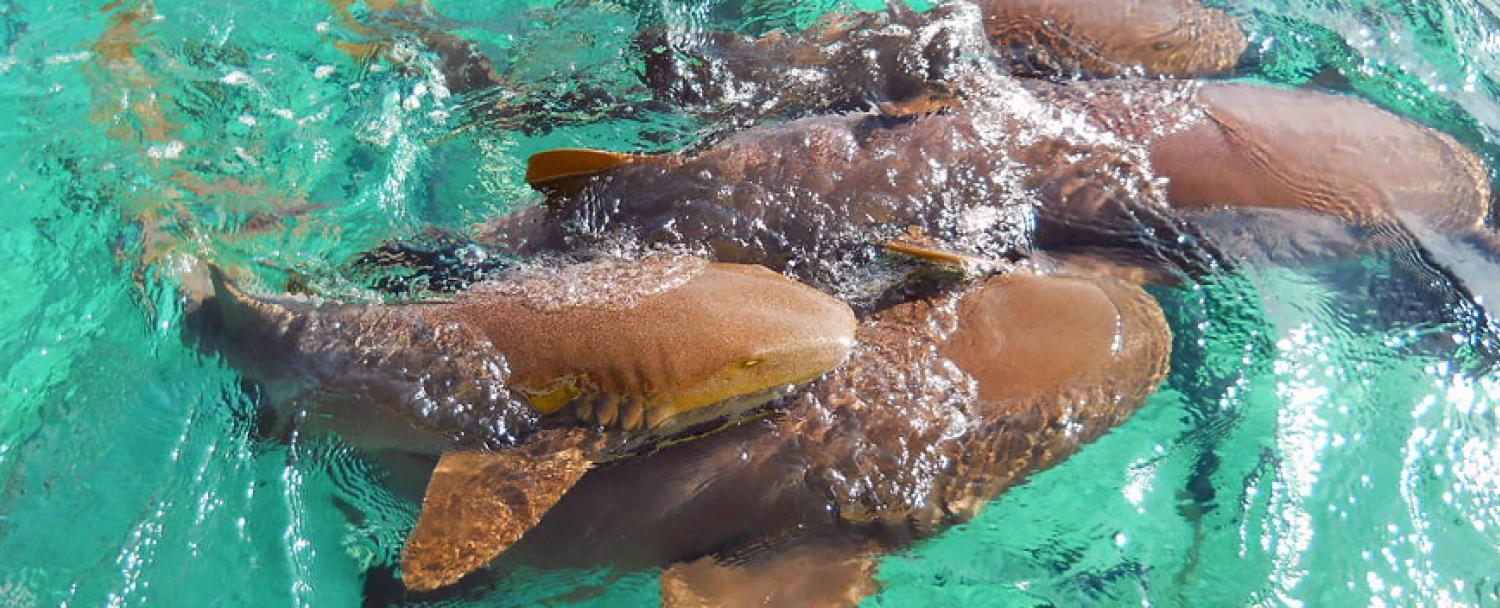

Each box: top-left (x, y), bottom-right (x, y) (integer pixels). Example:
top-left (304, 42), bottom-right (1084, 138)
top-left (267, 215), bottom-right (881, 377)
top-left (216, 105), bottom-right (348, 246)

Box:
top-left (3, 0), bottom-right (1500, 606)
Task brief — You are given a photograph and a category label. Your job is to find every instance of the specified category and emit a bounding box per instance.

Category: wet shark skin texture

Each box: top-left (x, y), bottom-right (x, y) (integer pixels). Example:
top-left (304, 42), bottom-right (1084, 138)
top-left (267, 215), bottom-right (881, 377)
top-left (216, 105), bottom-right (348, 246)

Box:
top-left (504, 273), bottom-right (1171, 578)
top-left (486, 109), bottom-right (1164, 292)
top-left (194, 258), bottom-right (855, 451)
top-left (638, 0), bottom-right (1248, 121)
top-left (983, 0), bottom-right (1247, 78)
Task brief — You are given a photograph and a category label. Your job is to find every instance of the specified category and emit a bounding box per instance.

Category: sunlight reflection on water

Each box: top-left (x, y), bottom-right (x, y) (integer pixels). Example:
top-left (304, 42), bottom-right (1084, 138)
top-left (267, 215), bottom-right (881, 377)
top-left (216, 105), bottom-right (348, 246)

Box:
top-left (1, 0), bottom-right (1499, 605)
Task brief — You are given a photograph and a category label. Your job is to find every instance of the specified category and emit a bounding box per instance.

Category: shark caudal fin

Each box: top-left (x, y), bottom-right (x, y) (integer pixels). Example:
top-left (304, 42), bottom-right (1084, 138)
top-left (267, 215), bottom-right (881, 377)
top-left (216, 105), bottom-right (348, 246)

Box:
top-left (525, 148), bottom-right (660, 199)
top-left (660, 537), bottom-right (881, 608)
top-left (401, 429), bottom-right (593, 592)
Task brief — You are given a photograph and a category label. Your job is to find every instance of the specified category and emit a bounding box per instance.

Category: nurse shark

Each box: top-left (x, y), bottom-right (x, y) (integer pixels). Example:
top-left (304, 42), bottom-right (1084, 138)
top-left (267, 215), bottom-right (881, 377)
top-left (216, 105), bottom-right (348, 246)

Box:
top-left (183, 255), bottom-right (856, 591)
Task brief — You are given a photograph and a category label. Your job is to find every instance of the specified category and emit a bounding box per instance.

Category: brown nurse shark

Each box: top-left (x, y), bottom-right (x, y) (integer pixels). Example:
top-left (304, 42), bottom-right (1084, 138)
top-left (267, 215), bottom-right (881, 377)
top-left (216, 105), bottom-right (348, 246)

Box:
top-left (416, 268), bottom-right (1173, 604)
top-left (1026, 78), bottom-right (1500, 310)
top-left (1028, 79), bottom-right (1493, 233)
top-left (491, 78), bottom-right (1493, 302)
top-left (490, 103), bottom-right (1162, 297)
top-left (186, 255), bottom-right (856, 590)
top-left (983, 0), bottom-right (1247, 78)
top-left (639, 0), bottom-right (1247, 121)
top-left (351, 0), bottom-right (1248, 131)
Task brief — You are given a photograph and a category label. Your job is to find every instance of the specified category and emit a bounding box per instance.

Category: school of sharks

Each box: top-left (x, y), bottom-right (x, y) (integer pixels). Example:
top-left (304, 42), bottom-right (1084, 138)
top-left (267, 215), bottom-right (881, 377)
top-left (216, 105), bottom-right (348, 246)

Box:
top-left (88, 0), bottom-right (1499, 604)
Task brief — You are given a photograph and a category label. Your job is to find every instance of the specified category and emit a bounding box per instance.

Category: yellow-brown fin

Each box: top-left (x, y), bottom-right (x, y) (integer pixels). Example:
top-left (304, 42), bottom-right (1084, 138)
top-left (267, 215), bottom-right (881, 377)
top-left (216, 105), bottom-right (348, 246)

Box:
top-left (524, 148), bottom-right (649, 199)
top-left (661, 538), bottom-right (881, 608)
top-left (883, 230), bottom-right (1008, 275)
top-left (525, 148), bottom-right (660, 200)
top-left (401, 429), bottom-right (593, 591)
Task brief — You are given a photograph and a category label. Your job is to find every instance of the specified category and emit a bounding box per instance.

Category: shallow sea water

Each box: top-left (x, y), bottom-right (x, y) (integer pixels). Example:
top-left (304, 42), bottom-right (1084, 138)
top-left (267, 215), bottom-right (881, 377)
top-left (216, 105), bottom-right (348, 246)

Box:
top-left (2, 0), bottom-right (1500, 606)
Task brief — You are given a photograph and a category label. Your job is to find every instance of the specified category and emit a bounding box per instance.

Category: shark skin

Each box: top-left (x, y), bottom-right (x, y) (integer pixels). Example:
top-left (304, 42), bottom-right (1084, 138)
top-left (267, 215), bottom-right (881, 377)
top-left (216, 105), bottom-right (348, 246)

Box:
top-left (189, 256), bottom-right (858, 591)
top-left (454, 271), bottom-right (1174, 606)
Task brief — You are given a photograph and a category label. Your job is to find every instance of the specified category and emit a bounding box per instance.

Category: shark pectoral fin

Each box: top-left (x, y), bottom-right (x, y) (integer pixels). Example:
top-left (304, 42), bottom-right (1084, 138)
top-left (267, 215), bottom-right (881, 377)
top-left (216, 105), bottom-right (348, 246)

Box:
top-left (525, 148), bottom-right (660, 199)
top-left (884, 231), bottom-right (1007, 275)
top-left (660, 538), bottom-right (881, 608)
top-left (400, 431), bottom-right (593, 592)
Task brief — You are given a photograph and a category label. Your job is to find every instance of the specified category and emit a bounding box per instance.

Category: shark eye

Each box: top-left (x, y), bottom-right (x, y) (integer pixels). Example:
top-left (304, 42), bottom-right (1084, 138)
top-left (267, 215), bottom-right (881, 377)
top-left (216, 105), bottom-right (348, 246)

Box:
top-left (1153, 41), bottom-right (1175, 51)
top-left (741, 358), bottom-right (763, 368)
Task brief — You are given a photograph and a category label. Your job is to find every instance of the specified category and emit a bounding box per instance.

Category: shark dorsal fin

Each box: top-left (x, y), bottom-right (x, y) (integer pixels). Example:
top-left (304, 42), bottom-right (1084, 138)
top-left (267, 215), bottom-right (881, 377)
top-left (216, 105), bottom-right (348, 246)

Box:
top-left (525, 148), bottom-right (638, 184)
top-left (525, 148), bottom-right (662, 200)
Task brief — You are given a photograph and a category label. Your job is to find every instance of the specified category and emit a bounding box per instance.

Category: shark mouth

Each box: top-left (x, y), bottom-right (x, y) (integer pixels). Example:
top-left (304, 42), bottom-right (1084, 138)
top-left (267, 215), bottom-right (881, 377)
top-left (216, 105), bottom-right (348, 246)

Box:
top-left (570, 382), bottom-right (812, 460)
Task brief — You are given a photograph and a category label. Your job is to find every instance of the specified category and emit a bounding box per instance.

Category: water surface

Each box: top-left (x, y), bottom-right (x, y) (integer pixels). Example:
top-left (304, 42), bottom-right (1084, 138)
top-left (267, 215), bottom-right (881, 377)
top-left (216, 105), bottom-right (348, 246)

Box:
top-left (2, 0), bottom-right (1499, 605)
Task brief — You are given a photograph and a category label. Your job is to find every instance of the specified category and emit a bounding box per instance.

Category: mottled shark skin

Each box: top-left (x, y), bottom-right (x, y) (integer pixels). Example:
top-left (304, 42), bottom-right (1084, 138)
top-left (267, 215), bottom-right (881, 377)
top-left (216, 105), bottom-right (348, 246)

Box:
top-left (464, 271), bottom-right (1172, 605)
top-left (351, 0), bottom-right (1244, 128)
top-left (493, 79), bottom-right (1493, 296)
top-left (1029, 78), bottom-right (1500, 313)
top-left (638, 4), bottom-right (985, 122)
top-left (192, 256), bottom-right (856, 453)
top-left (194, 256), bottom-right (859, 591)
top-left (1028, 79), bottom-right (1493, 233)
top-left (638, 0), bottom-right (1246, 121)
top-left (984, 0), bottom-right (1247, 78)
top-left (488, 108), bottom-right (1168, 298)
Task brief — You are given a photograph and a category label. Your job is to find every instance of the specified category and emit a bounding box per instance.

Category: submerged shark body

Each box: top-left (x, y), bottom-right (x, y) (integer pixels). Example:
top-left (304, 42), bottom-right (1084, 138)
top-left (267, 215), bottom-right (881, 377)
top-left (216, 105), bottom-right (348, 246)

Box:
top-left (196, 256), bottom-right (855, 452)
top-left (1029, 80), bottom-right (1493, 233)
top-left (362, 0), bottom-right (1245, 133)
top-left (605, 0), bottom-right (1496, 280)
top-left (1029, 78), bottom-right (1500, 317)
top-left (640, 0), bottom-right (1247, 122)
top-left (493, 79), bottom-right (1492, 298)
top-left (190, 255), bottom-right (858, 590)
top-left (493, 105), bottom-right (1169, 297)
top-left (397, 270), bottom-right (1172, 604)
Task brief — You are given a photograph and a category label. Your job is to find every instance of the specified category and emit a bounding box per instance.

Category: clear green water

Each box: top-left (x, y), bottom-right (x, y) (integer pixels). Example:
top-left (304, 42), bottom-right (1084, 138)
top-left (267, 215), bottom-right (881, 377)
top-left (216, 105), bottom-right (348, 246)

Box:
top-left (2, 0), bottom-right (1499, 606)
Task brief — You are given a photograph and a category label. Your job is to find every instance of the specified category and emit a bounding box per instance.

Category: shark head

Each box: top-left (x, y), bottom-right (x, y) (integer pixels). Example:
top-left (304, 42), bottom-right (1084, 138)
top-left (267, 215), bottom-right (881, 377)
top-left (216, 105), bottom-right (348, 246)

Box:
top-left (427, 256), bottom-right (857, 447)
